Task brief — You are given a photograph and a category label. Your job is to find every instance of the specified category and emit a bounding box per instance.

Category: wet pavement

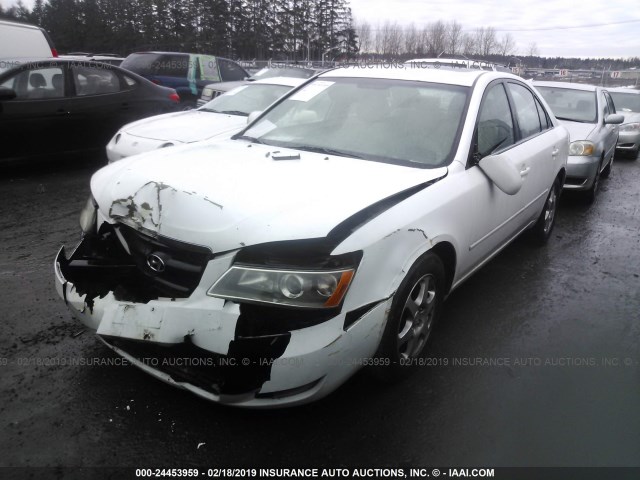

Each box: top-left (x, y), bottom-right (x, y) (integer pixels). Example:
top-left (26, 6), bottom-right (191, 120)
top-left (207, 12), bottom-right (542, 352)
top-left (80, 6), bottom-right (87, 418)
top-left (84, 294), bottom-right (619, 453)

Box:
top-left (0, 154), bottom-right (639, 473)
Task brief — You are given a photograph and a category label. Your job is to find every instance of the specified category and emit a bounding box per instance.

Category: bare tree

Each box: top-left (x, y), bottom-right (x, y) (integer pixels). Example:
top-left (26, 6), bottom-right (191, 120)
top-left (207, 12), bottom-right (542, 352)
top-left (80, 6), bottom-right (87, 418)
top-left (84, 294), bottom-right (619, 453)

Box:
top-left (355, 19), bottom-right (372, 53)
top-left (527, 41), bottom-right (540, 57)
top-left (404, 22), bottom-right (418, 56)
top-left (416, 25), bottom-right (430, 56)
top-left (387, 21), bottom-right (404, 57)
top-left (475, 26), bottom-right (497, 56)
top-left (498, 33), bottom-right (516, 56)
top-left (447, 20), bottom-right (463, 56)
top-left (428, 20), bottom-right (447, 56)
top-left (461, 32), bottom-right (475, 56)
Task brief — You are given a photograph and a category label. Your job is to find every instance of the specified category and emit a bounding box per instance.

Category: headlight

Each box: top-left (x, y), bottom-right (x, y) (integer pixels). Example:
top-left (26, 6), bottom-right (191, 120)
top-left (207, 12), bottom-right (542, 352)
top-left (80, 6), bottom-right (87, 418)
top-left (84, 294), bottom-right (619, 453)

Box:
top-left (79, 196), bottom-right (97, 234)
top-left (202, 88), bottom-right (212, 99)
top-left (620, 122), bottom-right (640, 132)
top-left (208, 266), bottom-right (355, 308)
top-left (569, 140), bottom-right (595, 156)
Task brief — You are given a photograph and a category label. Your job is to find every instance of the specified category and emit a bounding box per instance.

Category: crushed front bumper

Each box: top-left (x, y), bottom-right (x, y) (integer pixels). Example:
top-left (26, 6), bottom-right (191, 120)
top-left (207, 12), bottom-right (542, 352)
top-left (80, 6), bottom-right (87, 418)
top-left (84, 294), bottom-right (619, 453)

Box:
top-left (54, 237), bottom-right (389, 408)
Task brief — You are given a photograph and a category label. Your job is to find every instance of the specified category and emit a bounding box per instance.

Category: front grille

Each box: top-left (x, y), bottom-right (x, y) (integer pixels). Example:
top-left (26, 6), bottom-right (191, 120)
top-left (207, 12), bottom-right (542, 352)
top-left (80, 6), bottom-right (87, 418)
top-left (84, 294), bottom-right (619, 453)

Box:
top-left (60, 223), bottom-right (212, 304)
top-left (117, 224), bottom-right (212, 299)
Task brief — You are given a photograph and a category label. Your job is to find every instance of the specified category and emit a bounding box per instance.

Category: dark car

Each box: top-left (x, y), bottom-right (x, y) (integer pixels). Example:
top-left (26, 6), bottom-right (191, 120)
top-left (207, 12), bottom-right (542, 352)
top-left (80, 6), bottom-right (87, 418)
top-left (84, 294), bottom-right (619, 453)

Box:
top-left (0, 58), bottom-right (180, 164)
top-left (120, 52), bottom-right (249, 108)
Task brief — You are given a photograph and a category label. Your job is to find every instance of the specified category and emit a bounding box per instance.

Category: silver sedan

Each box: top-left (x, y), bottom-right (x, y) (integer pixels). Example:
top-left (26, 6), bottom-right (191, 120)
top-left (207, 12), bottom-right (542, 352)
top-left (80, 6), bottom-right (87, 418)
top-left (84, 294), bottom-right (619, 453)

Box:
top-left (534, 81), bottom-right (623, 203)
top-left (608, 87), bottom-right (640, 158)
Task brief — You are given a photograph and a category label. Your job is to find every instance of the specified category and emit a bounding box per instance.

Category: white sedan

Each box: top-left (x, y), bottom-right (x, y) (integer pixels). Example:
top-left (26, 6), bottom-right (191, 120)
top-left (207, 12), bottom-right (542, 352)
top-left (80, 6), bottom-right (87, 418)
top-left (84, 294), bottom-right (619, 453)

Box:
top-left (56, 66), bottom-right (568, 407)
top-left (105, 76), bottom-right (304, 163)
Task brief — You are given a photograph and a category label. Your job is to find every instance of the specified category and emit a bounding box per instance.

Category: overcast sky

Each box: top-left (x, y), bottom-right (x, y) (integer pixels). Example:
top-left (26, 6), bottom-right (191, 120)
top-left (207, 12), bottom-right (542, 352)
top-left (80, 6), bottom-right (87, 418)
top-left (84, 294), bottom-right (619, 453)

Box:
top-left (2, 0), bottom-right (638, 59)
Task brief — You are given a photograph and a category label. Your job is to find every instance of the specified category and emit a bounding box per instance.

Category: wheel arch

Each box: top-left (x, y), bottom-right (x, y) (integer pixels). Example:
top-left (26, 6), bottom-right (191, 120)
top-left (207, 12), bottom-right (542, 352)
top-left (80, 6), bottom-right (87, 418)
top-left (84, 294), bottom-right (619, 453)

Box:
top-left (430, 240), bottom-right (457, 295)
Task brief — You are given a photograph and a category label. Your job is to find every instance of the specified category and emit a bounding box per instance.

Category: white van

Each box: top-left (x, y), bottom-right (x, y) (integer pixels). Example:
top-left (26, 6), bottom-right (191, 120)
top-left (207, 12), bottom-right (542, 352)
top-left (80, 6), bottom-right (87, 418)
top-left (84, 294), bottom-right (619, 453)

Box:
top-left (0, 19), bottom-right (57, 59)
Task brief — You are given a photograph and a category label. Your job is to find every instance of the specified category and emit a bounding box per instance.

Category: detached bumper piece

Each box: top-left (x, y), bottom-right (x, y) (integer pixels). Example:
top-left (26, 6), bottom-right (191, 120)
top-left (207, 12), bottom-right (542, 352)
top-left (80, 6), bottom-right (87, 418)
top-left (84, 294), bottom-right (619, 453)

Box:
top-left (57, 223), bottom-right (212, 307)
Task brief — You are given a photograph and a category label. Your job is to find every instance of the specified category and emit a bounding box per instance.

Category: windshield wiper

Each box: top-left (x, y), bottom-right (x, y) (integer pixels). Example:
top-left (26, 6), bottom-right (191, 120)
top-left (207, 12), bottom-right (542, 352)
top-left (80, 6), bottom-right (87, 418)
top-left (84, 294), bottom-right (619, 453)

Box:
top-left (284, 144), bottom-right (364, 159)
top-left (555, 116), bottom-right (593, 124)
top-left (234, 134), bottom-right (268, 144)
top-left (218, 110), bottom-right (249, 116)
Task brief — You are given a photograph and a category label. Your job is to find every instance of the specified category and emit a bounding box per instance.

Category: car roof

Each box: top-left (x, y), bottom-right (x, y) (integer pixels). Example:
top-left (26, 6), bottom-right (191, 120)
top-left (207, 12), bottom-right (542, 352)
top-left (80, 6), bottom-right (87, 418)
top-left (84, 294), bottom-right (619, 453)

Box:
top-left (251, 76), bottom-right (306, 87)
top-left (318, 66), bottom-right (500, 87)
top-left (0, 19), bottom-right (42, 30)
top-left (126, 51), bottom-right (235, 60)
top-left (533, 81), bottom-right (600, 92)
top-left (606, 86), bottom-right (640, 94)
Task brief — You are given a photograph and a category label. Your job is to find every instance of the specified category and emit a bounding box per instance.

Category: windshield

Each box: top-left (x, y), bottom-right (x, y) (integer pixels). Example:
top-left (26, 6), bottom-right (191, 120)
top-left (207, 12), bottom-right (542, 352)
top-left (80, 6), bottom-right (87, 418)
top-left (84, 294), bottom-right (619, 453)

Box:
top-left (200, 83), bottom-right (293, 116)
top-left (610, 92), bottom-right (640, 113)
top-left (536, 86), bottom-right (597, 123)
top-left (239, 77), bottom-right (468, 168)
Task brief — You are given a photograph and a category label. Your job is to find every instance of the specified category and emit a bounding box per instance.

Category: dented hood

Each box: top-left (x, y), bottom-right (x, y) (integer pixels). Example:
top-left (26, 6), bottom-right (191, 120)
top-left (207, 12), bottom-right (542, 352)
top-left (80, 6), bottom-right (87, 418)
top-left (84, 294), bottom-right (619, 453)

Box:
top-left (91, 140), bottom-right (447, 253)
top-left (123, 110), bottom-right (247, 143)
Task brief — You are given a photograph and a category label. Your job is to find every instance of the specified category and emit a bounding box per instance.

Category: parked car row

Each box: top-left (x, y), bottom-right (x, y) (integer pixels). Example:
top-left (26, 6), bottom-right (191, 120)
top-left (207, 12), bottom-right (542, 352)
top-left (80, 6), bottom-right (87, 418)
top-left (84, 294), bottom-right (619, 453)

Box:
top-left (0, 58), bottom-right (180, 164)
top-left (55, 65), bottom-right (570, 407)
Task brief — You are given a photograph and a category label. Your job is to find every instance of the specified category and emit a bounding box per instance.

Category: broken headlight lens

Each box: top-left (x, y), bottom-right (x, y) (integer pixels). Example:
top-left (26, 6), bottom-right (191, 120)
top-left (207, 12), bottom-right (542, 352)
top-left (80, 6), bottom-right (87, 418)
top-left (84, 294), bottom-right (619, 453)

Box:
top-left (79, 196), bottom-right (98, 234)
top-left (208, 266), bottom-right (355, 308)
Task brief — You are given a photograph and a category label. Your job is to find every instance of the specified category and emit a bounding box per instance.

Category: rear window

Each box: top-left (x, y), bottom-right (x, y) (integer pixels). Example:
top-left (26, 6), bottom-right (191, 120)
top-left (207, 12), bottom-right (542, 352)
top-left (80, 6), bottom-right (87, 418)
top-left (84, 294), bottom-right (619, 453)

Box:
top-left (121, 53), bottom-right (189, 77)
top-left (536, 86), bottom-right (597, 123)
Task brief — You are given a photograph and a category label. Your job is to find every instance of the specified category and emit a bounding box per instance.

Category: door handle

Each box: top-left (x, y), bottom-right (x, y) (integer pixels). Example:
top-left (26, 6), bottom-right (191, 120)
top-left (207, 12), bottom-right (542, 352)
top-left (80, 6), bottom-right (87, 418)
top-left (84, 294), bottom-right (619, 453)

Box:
top-left (520, 166), bottom-right (531, 177)
top-left (55, 108), bottom-right (70, 116)
top-left (552, 147), bottom-right (559, 156)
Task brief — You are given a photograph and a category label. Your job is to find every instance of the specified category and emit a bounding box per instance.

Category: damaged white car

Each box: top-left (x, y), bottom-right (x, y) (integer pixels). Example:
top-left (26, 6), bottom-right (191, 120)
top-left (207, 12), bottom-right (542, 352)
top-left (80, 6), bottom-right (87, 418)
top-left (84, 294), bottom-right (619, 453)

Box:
top-left (55, 66), bottom-right (568, 407)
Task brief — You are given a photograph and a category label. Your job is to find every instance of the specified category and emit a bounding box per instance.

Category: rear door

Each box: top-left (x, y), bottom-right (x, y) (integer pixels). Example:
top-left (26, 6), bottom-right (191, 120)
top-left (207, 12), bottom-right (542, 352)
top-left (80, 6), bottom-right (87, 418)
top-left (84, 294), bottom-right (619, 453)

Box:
top-left (0, 62), bottom-right (71, 160)
top-left (462, 80), bottom-right (559, 274)
top-left (66, 62), bottom-right (132, 149)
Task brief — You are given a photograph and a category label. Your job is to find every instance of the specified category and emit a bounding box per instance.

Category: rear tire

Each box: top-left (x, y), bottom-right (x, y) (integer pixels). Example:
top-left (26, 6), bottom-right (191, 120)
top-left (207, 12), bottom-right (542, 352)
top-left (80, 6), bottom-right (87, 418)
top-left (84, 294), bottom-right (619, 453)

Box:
top-left (370, 252), bottom-right (445, 382)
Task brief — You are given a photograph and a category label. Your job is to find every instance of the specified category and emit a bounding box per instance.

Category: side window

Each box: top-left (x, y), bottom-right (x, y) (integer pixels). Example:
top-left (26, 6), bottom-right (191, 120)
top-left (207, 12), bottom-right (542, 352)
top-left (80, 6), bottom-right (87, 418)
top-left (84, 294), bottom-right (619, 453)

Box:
top-left (604, 92), bottom-right (616, 115)
top-left (534, 97), bottom-right (552, 130)
top-left (156, 54), bottom-right (189, 77)
top-left (73, 66), bottom-right (121, 96)
top-left (198, 55), bottom-right (221, 82)
top-left (477, 83), bottom-right (515, 158)
top-left (122, 75), bottom-right (137, 89)
top-left (1, 66), bottom-right (65, 100)
top-left (601, 92), bottom-right (610, 116)
top-left (507, 83), bottom-right (542, 139)
top-left (219, 59), bottom-right (248, 82)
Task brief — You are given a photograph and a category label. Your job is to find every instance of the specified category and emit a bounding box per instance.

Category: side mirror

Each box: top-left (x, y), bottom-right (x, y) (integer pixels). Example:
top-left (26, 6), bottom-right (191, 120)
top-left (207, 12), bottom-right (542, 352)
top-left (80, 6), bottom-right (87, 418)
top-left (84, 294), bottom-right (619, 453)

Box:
top-left (247, 110), bottom-right (263, 124)
top-left (604, 113), bottom-right (624, 125)
top-left (478, 153), bottom-right (523, 195)
top-left (0, 87), bottom-right (17, 101)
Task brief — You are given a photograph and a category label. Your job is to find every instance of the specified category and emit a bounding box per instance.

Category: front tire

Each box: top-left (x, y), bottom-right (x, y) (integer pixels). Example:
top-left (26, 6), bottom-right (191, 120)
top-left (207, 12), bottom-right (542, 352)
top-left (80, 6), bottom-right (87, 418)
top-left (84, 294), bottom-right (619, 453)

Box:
top-left (371, 252), bottom-right (445, 382)
top-left (530, 178), bottom-right (560, 245)
top-left (601, 155), bottom-right (613, 178)
top-left (584, 157), bottom-right (602, 204)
